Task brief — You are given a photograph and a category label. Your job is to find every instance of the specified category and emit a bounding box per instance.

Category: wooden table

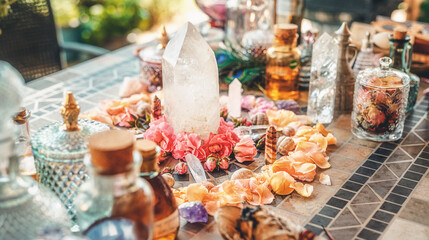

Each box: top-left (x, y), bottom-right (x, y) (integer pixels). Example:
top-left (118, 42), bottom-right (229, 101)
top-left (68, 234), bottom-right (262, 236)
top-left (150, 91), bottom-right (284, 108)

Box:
top-left (23, 43), bottom-right (429, 240)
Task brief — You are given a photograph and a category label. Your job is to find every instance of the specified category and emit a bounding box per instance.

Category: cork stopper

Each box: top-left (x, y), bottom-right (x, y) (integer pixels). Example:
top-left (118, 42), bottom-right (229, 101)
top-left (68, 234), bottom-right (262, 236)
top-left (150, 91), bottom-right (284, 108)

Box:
top-left (135, 140), bottom-right (158, 173)
top-left (393, 27), bottom-right (407, 40)
top-left (87, 130), bottom-right (135, 175)
top-left (273, 24), bottom-right (298, 45)
top-left (159, 26), bottom-right (169, 49)
top-left (60, 92), bottom-right (80, 131)
top-left (13, 107), bottom-right (31, 125)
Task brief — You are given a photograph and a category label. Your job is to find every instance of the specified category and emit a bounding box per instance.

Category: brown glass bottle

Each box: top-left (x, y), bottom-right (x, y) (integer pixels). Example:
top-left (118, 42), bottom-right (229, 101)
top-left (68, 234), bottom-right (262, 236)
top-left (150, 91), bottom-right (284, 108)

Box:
top-left (136, 140), bottom-right (179, 240)
top-left (265, 24), bottom-right (301, 100)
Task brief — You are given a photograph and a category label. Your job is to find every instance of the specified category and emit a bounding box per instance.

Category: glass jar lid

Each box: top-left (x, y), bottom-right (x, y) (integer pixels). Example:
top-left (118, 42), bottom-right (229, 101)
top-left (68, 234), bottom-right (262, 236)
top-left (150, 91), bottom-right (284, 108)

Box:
top-left (357, 57), bottom-right (410, 88)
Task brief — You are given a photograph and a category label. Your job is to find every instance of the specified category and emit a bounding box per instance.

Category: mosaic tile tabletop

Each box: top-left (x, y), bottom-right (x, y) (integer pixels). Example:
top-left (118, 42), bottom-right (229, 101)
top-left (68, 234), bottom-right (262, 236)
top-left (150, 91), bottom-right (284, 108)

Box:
top-left (23, 45), bottom-right (429, 240)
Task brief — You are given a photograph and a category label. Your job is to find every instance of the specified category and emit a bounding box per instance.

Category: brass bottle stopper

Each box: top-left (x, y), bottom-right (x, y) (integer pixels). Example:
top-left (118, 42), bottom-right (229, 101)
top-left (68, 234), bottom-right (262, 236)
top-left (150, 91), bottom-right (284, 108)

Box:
top-left (87, 130), bottom-right (135, 175)
top-left (60, 92), bottom-right (80, 131)
top-left (159, 26), bottom-right (169, 49)
top-left (135, 140), bottom-right (159, 173)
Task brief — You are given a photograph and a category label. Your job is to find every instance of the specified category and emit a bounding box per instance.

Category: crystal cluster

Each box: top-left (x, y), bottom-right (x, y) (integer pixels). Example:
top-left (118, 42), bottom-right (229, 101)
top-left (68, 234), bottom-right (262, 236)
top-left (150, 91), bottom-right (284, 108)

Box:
top-left (178, 201), bottom-right (208, 223)
top-left (307, 33), bottom-right (338, 124)
top-left (162, 22), bottom-right (220, 139)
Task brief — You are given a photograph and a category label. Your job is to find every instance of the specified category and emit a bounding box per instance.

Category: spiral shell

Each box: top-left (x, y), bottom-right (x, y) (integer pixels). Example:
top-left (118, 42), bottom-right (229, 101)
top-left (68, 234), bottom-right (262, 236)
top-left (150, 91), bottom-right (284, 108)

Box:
top-left (277, 136), bottom-right (296, 155)
top-left (136, 102), bottom-right (152, 117)
top-left (282, 126), bottom-right (296, 137)
top-left (265, 125), bottom-right (277, 164)
top-left (250, 112), bottom-right (269, 125)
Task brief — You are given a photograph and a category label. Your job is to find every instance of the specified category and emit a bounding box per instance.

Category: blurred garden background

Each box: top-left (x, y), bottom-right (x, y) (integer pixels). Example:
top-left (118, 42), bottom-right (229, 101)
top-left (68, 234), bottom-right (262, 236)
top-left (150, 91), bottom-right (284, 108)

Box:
top-left (51, 0), bottom-right (207, 50)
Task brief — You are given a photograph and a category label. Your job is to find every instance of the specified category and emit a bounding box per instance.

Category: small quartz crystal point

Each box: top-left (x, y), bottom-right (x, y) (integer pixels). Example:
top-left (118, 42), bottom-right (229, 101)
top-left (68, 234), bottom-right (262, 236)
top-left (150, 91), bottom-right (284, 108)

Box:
top-left (265, 125), bottom-right (277, 164)
top-left (152, 95), bottom-right (162, 121)
top-left (228, 78), bottom-right (242, 118)
top-left (185, 154), bottom-right (207, 183)
top-left (162, 22), bottom-right (220, 139)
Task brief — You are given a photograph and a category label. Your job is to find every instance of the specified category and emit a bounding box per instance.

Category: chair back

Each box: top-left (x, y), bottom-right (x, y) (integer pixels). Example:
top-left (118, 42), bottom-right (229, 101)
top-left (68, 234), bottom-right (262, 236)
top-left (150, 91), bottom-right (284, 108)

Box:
top-left (0, 0), bottom-right (61, 82)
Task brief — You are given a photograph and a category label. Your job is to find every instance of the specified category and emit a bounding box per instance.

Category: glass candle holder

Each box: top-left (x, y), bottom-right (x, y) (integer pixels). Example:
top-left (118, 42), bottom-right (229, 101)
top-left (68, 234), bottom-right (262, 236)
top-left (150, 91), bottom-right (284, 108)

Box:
top-left (352, 57), bottom-right (410, 142)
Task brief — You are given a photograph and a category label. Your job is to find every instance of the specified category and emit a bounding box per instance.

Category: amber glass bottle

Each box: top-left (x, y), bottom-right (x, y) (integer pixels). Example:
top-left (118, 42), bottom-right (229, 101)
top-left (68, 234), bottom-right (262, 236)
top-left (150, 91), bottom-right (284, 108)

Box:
top-left (265, 24), bottom-right (301, 100)
top-left (136, 140), bottom-right (180, 240)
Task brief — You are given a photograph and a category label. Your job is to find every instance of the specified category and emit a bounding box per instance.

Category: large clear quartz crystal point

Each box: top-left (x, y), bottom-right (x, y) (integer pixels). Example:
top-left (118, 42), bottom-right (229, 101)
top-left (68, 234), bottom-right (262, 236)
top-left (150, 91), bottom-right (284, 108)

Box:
top-left (162, 22), bottom-right (220, 139)
top-left (307, 33), bottom-right (339, 124)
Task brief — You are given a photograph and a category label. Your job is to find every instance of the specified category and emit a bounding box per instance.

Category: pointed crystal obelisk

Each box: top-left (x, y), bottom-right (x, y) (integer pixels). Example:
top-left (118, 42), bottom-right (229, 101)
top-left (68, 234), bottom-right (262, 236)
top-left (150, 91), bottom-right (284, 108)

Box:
top-left (228, 78), bottom-right (242, 118)
top-left (307, 33), bottom-right (338, 124)
top-left (185, 154), bottom-right (207, 183)
top-left (162, 22), bottom-right (220, 139)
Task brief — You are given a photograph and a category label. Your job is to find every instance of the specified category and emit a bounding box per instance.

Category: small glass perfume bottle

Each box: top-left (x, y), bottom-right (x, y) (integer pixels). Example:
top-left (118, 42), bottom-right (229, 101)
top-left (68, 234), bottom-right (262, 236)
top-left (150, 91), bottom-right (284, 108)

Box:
top-left (75, 130), bottom-right (154, 240)
top-left (353, 32), bottom-right (376, 73)
top-left (136, 140), bottom-right (179, 240)
top-left (265, 24), bottom-right (301, 100)
top-left (31, 92), bottom-right (109, 226)
top-left (389, 28), bottom-right (420, 111)
top-left (139, 26), bottom-right (169, 92)
top-left (13, 107), bottom-right (37, 180)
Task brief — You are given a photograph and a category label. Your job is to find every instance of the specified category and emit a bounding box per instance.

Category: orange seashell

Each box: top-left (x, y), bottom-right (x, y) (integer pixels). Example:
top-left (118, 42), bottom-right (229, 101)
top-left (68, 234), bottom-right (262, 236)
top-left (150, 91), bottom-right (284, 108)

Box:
top-left (291, 162), bottom-right (317, 182)
top-left (314, 123), bottom-right (331, 137)
top-left (326, 133), bottom-right (337, 145)
top-left (291, 182), bottom-right (313, 197)
top-left (266, 109), bottom-right (297, 128)
top-left (272, 156), bottom-right (294, 173)
top-left (309, 133), bottom-right (328, 151)
top-left (307, 151), bottom-right (331, 169)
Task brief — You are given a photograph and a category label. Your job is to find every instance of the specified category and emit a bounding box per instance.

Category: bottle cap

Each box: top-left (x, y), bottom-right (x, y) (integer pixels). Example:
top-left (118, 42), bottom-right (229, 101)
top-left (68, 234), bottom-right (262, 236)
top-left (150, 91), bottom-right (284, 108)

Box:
top-left (87, 130), bottom-right (135, 175)
top-left (393, 28), bottom-right (407, 40)
top-left (135, 140), bottom-right (158, 173)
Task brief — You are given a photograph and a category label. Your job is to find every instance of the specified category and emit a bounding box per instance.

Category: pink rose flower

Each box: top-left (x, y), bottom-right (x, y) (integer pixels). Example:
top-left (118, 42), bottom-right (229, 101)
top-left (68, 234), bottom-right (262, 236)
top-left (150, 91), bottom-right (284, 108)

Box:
top-left (218, 117), bottom-right (235, 134)
top-left (241, 95), bottom-right (256, 111)
top-left (172, 132), bottom-right (206, 161)
top-left (202, 133), bottom-right (234, 159)
top-left (118, 107), bottom-right (136, 127)
top-left (219, 157), bottom-right (229, 170)
top-left (204, 156), bottom-right (217, 172)
top-left (234, 137), bottom-right (257, 163)
top-left (175, 162), bottom-right (188, 175)
top-left (142, 116), bottom-right (176, 152)
top-left (158, 149), bottom-right (170, 164)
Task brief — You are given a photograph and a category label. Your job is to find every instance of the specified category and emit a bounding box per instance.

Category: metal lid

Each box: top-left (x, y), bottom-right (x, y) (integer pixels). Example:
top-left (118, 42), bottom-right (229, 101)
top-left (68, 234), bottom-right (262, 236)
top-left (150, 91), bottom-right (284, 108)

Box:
top-left (357, 57), bottom-right (410, 88)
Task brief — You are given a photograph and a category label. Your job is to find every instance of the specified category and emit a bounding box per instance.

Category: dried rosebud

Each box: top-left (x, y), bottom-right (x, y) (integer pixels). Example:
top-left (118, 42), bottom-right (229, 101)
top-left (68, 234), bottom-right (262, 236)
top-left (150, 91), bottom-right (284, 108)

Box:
top-left (219, 157), bottom-right (230, 170)
top-left (175, 162), bottom-right (188, 175)
top-left (158, 150), bottom-right (170, 164)
top-left (220, 107), bottom-right (228, 120)
top-left (160, 167), bottom-right (173, 174)
top-left (204, 156), bottom-right (218, 172)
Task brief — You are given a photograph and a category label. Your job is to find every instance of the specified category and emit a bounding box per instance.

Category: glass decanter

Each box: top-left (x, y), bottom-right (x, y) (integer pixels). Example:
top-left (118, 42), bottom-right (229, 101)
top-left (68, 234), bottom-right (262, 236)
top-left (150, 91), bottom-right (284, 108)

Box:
top-left (139, 27), bottom-right (169, 92)
top-left (75, 130), bottom-right (154, 240)
top-left (265, 24), bottom-right (301, 100)
top-left (353, 32), bottom-right (376, 74)
top-left (136, 140), bottom-right (179, 240)
top-left (31, 92), bottom-right (109, 227)
top-left (389, 28), bottom-right (420, 112)
top-left (0, 61), bottom-right (71, 239)
top-left (352, 57), bottom-right (410, 141)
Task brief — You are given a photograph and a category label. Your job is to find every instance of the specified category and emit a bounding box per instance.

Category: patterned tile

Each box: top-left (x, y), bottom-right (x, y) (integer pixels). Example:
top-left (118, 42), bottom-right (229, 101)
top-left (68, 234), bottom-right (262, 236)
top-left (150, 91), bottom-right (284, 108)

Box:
top-left (387, 148), bottom-right (413, 162)
top-left (368, 180), bottom-right (397, 199)
top-left (319, 206), bottom-right (341, 218)
top-left (370, 166), bottom-right (397, 182)
top-left (381, 218), bottom-right (429, 240)
top-left (336, 144), bottom-right (373, 161)
top-left (310, 214), bottom-right (332, 227)
top-left (329, 154), bottom-right (362, 173)
top-left (391, 185), bottom-right (412, 197)
top-left (385, 193), bottom-right (407, 205)
top-left (330, 207), bottom-right (360, 228)
top-left (401, 145), bottom-right (425, 158)
top-left (402, 132), bottom-right (425, 145)
top-left (352, 185), bottom-right (380, 204)
top-left (399, 198), bottom-right (429, 226)
top-left (380, 202), bottom-right (401, 213)
top-left (397, 178), bottom-right (418, 189)
top-left (329, 227), bottom-right (360, 240)
top-left (385, 162), bottom-right (411, 178)
top-left (415, 130), bottom-right (429, 142)
top-left (326, 197), bottom-right (348, 209)
top-left (366, 219), bottom-right (388, 232)
top-left (372, 210), bottom-right (394, 223)
top-left (335, 189), bottom-right (356, 201)
top-left (350, 203), bottom-right (379, 223)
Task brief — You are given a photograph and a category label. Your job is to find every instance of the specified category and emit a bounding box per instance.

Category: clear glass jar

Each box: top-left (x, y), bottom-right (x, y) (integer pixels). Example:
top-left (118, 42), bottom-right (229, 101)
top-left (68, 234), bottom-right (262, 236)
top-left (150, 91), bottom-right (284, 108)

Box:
top-left (31, 93), bottom-right (110, 226)
top-left (352, 57), bottom-right (410, 141)
top-left (75, 151), bottom-right (154, 240)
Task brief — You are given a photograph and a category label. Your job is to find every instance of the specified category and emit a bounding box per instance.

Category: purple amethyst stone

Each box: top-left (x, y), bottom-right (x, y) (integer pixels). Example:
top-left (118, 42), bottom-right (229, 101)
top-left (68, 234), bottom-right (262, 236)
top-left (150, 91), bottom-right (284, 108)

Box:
top-left (178, 201), bottom-right (208, 223)
top-left (275, 100), bottom-right (302, 114)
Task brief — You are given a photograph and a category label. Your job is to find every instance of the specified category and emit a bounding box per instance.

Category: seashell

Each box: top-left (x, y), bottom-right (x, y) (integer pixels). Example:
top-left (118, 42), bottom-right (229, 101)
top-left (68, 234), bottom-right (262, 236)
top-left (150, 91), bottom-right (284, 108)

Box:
top-left (162, 173), bottom-right (175, 187)
top-left (265, 125), bottom-right (277, 164)
top-left (373, 32), bottom-right (390, 49)
top-left (270, 171), bottom-right (295, 195)
top-left (231, 168), bottom-right (255, 180)
top-left (250, 112), bottom-right (269, 125)
top-left (277, 136), bottom-right (296, 155)
top-left (136, 102), bottom-right (152, 118)
top-left (282, 126), bottom-right (296, 137)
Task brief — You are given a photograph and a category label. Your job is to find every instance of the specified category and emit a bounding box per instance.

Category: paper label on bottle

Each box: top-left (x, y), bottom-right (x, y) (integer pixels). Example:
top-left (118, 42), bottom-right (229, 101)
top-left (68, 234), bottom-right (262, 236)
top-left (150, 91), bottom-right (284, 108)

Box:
top-left (154, 209), bottom-right (179, 238)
